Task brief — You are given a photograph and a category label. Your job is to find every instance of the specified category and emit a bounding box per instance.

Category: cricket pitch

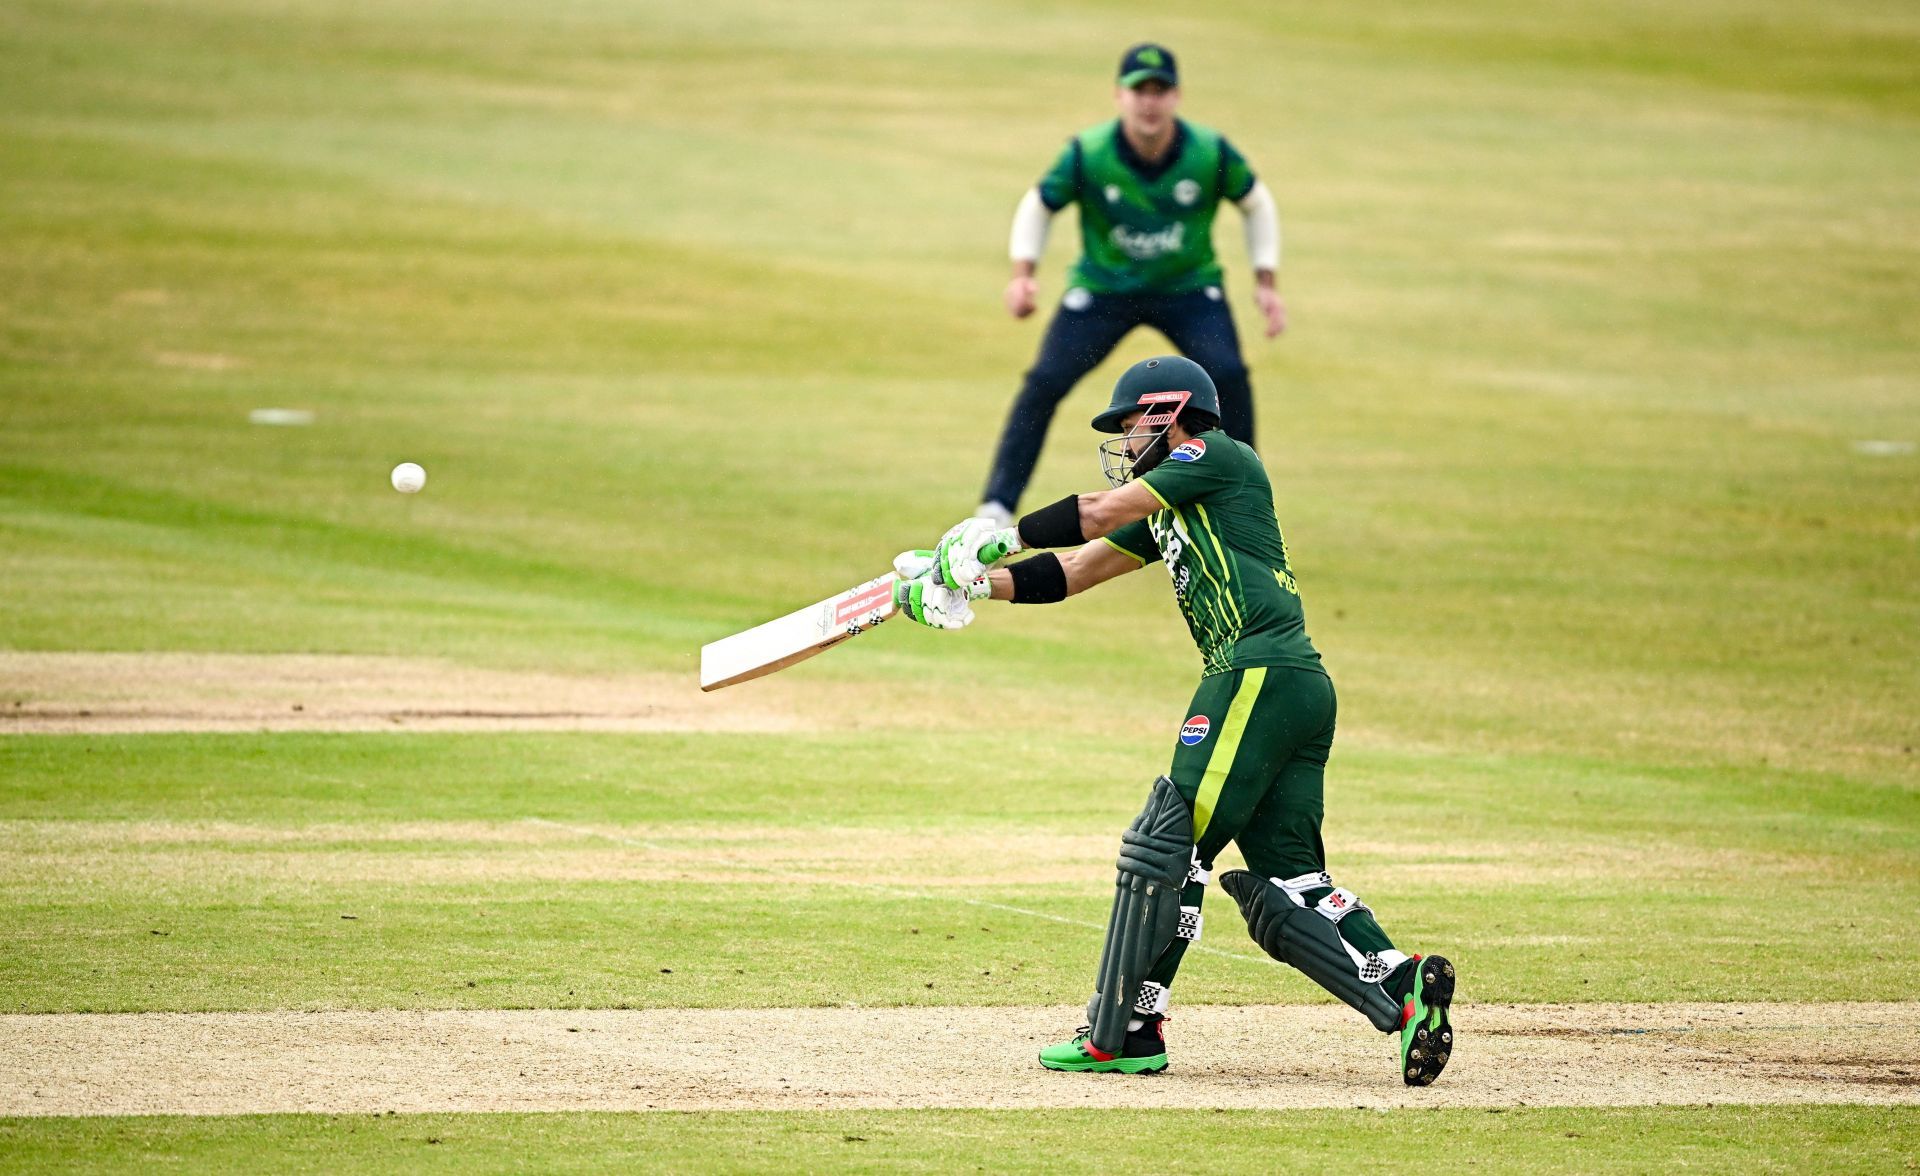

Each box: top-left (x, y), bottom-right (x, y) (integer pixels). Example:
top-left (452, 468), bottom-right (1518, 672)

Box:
top-left (4, 1002), bottom-right (1915, 1116)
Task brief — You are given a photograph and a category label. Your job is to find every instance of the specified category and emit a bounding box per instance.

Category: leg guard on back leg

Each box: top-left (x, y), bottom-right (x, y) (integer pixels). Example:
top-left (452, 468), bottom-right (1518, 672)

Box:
top-left (1085, 776), bottom-right (1195, 1055)
top-left (1219, 869), bottom-right (1408, 1032)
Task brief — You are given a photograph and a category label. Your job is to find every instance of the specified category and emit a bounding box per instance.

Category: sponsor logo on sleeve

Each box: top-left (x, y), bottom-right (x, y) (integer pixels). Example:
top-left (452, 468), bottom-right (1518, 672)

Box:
top-left (1179, 715), bottom-right (1211, 745)
top-left (1169, 438), bottom-right (1207, 463)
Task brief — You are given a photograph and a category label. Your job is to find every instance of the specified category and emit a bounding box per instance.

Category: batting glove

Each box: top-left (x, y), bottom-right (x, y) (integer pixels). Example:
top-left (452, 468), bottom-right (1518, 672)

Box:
top-left (892, 572), bottom-right (983, 630)
top-left (934, 518), bottom-right (1022, 590)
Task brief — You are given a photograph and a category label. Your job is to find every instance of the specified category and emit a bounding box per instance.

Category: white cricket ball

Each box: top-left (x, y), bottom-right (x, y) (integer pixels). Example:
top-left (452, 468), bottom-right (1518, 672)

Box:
top-left (390, 462), bottom-right (426, 494)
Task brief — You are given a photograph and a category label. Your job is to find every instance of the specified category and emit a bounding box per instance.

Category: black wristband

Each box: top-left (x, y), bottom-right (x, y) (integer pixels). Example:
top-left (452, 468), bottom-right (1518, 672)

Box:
top-left (1008, 553), bottom-right (1069, 604)
top-left (1016, 495), bottom-right (1084, 549)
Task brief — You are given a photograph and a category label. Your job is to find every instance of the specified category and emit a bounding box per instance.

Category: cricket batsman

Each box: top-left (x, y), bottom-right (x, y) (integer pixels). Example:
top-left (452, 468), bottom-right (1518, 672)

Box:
top-left (895, 355), bottom-right (1456, 1085)
top-left (977, 42), bottom-right (1285, 527)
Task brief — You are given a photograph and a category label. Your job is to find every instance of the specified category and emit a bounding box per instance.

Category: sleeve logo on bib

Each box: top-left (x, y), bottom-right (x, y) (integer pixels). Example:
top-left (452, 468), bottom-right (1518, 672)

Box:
top-left (1179, 715), bottom-right (1211, 745)
top-left (1169, 438), bottom-right (1207, 463)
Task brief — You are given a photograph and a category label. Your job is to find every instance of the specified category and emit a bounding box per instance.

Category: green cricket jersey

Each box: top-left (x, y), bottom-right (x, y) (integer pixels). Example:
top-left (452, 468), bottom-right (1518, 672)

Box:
top-left (1037, 119), bottom-right (1258, 296)
top-left (1103, 431), bottom-right (1323, 678)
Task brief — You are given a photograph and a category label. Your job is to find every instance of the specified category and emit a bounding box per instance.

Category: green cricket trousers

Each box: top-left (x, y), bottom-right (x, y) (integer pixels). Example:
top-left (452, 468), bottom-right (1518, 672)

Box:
top-left (1145, 665), bottom-right (1396, 993)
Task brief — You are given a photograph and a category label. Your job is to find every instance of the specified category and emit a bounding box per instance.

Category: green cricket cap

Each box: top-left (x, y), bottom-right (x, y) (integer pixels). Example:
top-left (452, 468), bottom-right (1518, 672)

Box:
top-left (1117, 42), bottom-right (1179, 89)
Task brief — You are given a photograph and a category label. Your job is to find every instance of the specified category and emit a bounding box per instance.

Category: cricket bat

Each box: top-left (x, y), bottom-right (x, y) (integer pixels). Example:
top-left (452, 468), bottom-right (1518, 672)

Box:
top-left (699, 572), bottom-right (897, 692)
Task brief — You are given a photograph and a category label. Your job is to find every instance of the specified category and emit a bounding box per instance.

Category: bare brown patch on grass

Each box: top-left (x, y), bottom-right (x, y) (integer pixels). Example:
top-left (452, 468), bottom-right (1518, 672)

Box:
top-left (0, 821), bottom-right (1116, 887)
top-left (150, 351), bottom-right (245, 371)
top-left (0, 819), bottom-right (1807, 892)
top-left (2, 1002), bottom-right (1915, 1116)
top-left (0, 653), bottom-right (851, 734)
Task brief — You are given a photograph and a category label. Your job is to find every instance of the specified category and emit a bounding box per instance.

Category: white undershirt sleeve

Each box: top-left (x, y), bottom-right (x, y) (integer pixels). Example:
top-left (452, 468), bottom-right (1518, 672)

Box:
top-left (1008, 187), bottom-right (1054, 264)
top-left (1237, 180), bottom-right (1281, 273)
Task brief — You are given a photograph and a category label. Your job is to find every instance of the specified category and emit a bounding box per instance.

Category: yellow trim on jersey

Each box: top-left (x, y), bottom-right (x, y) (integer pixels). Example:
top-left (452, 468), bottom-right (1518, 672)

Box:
top-left (1163, 509), bottom-right (1233, 654)
top-left (1192, 502), bottom-right (1245, 627)
top-left (1193, 667), bottom-right (1267, 839)
top-left (1099, 535), bottom-right (1149, 565)
top-left (1141, 479), bottom-right (1174, 511)
top-left (1171, 507), bottom-right (1238, 631)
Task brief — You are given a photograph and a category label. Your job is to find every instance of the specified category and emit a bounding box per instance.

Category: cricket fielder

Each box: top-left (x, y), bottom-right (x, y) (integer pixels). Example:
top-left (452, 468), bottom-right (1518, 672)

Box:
top-left (978, 42), bottom-right (1285, 526)
top-left (896, 355), bottom-right (1456, 1085)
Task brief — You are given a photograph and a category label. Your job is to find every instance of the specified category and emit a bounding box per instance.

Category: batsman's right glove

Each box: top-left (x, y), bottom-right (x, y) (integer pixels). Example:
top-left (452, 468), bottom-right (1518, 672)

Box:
top-left (932, 518), bottom-right (1022, 590)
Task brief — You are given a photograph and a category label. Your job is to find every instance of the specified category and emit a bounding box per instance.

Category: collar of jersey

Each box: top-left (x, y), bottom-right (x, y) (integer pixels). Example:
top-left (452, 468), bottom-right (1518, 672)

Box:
top-left (1111, 118), bottom-right (1189, 183)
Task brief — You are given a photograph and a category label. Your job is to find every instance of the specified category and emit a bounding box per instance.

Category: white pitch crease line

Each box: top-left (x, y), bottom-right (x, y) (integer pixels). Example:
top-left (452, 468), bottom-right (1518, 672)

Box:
top-left (522, 817), bottom-right (1279, 969)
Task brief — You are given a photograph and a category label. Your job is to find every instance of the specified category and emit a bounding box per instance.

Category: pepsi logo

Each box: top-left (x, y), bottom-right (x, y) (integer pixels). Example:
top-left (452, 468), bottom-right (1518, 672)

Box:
top-left (1179, 715), bottom-right (1211, 745)
top-left (1170, 438), bottom-right (1207, 463)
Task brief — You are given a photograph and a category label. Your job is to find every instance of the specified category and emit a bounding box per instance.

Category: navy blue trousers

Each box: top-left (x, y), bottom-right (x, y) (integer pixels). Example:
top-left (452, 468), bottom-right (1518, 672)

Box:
top-left (981, 286), bottom-right (1255, 511)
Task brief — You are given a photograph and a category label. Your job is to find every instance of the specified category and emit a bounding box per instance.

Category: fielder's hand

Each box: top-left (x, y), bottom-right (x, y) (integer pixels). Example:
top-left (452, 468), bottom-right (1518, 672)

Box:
top-left (1005, 275), bottom-right (1038, 319)
top-left (934, 518), bottom-right (1022, 590)
top-left (1255, 286), bottom-right (1287, 338)
top-left (892, 573), bottom-right (983, 630)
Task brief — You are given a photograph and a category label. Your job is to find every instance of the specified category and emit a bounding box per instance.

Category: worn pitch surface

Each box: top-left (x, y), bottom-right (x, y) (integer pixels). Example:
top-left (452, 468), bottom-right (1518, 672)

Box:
top-left (5, 1003), bottom-right (1916, 1116)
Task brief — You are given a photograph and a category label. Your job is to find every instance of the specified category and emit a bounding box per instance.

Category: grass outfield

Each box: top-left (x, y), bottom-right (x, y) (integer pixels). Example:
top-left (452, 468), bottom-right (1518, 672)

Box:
top-left (2, 0), bottom-right (1917, 1167)
top-left (3, 733), bottom-right (1915, 1012)
top-left (4, 1108), bottom-right (1917, 1174)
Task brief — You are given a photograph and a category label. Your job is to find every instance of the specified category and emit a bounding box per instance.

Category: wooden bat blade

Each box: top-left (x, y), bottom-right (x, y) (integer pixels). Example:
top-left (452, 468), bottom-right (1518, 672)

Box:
top-left (699, 573), bottom-right (896, 692)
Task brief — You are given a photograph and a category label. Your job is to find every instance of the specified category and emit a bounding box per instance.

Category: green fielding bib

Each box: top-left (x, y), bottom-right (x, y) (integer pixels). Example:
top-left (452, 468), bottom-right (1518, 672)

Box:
top-left (1038, 118), bottom-right (1258, 295)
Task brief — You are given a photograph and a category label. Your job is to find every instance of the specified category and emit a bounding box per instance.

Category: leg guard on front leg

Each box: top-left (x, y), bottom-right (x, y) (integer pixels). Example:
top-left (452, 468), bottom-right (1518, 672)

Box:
top-left (1085, 777), bottom-right (1195, 1055)
top-left (1219, 869), bottom-right (1408, 1032)
top-left (1134, 858), bottom-right (1209, 1019)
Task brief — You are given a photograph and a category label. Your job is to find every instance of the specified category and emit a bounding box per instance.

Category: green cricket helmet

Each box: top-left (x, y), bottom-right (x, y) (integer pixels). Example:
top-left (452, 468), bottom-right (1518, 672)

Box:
top-left (1093, 356), bottom-right (1220, 487)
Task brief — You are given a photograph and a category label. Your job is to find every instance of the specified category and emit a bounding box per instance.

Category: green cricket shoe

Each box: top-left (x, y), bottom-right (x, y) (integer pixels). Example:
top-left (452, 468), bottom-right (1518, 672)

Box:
top-left (1038, 1017), bottom-right (1169, 1074)
top-left (1396, 954), bottom-right (1457, 1086)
